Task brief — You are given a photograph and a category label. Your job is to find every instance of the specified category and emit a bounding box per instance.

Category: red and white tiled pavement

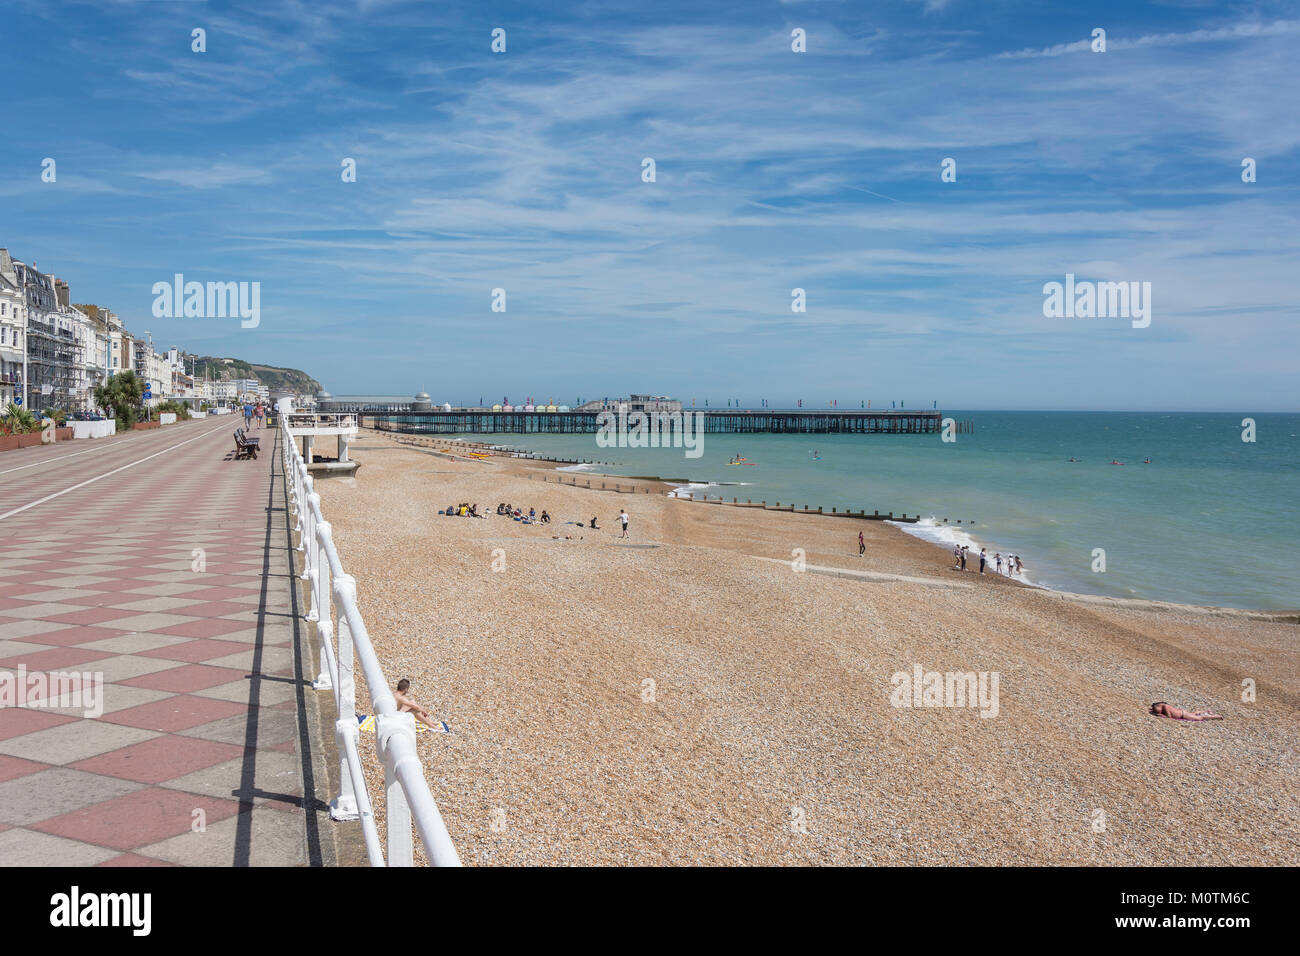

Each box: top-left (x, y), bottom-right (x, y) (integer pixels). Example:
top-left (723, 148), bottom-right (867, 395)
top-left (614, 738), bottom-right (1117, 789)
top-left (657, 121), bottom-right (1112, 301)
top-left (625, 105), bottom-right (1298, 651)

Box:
top-left (0, 418), bottom-right (332, 866)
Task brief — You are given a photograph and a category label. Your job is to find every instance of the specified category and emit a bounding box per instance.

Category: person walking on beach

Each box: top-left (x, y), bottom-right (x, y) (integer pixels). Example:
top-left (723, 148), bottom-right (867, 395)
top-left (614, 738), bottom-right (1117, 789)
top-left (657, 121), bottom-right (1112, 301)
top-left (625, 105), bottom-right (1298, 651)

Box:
top-left (859, 531), bottom-right (866, 557)
top-left (979, 548), bottom-right (987, 574)
top-left (952, 547), bottom-right (961, 570)
top-left (619, 509), bottom-right (629, 538)
top-left (960, 546), bottom-right (968, 571)
top-left (995, 553), bottom-right (1003, 574)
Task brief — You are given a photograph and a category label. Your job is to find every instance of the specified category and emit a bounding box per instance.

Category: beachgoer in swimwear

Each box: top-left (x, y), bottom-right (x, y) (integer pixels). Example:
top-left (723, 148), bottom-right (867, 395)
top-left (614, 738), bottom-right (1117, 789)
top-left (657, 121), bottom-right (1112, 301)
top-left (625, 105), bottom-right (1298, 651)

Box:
top-left (1150, 701), bottom-right (1222, 721)
top-left (395, 678), bottom-right (444, 730)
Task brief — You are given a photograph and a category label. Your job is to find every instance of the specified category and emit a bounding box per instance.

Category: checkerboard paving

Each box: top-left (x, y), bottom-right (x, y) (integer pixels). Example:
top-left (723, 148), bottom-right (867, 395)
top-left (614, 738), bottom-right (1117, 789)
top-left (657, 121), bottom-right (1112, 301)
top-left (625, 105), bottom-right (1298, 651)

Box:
top-left (0, 424), bottom-right (324, 866)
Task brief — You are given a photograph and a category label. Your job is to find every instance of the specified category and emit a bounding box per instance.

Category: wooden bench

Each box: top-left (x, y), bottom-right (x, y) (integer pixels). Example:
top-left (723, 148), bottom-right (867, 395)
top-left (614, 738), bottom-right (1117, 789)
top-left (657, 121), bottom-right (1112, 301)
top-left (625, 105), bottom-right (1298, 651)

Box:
top-left (234, 430), bottom-right (259, 460)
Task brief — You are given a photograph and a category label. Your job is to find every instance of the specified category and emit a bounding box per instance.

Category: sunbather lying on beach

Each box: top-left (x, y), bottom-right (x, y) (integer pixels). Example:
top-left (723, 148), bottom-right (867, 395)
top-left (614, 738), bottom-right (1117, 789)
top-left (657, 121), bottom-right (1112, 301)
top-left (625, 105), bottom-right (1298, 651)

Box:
top-left (1150, 701), bottom-right (1223, 721)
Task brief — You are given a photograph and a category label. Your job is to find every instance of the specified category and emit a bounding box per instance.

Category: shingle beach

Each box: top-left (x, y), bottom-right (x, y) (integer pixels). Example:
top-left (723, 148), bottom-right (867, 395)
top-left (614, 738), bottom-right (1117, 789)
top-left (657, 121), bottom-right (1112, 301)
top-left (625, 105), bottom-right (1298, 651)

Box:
top-left (315, 431), bottom-right (1299, 866)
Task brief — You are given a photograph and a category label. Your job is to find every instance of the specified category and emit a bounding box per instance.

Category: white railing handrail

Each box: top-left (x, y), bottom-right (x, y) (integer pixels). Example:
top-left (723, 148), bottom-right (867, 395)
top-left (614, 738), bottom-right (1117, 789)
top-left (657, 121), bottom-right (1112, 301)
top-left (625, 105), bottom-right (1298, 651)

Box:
top-left (280, 413), bottom-right (461, 867)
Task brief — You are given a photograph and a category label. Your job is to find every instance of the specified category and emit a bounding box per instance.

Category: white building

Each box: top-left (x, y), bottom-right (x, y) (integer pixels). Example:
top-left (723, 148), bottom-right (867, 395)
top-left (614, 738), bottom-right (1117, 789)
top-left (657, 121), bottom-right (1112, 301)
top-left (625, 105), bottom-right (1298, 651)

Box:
top-left (233, 378), bottom-right (269, 403)
top-left (199, 379), bottom-right (238, 405)
top-left (133, 340), bottom-right (170, 407)
top-left (0, 253), bottom-right (25, 407)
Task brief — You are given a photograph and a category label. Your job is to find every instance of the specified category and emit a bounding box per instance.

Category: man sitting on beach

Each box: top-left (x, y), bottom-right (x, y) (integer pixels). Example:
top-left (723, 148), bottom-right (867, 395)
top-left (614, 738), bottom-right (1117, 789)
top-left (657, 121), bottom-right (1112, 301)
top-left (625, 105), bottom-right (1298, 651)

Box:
top-left (1150, 701), bottom-right (1223, 721)
top-left (394, 678), bottom-right (447, 731)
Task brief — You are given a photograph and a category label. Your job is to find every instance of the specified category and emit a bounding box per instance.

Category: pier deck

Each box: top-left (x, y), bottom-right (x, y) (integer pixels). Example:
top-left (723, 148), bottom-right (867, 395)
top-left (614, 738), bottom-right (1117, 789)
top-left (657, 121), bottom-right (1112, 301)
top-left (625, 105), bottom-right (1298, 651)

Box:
top-left (364, 409), bottom-right (948, 435)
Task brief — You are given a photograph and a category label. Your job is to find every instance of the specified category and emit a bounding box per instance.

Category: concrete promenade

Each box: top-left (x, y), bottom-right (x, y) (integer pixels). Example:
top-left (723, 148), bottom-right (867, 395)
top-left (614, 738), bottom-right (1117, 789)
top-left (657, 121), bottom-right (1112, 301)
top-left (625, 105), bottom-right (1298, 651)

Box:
top-left (0, 418), bottom-right (346, 866)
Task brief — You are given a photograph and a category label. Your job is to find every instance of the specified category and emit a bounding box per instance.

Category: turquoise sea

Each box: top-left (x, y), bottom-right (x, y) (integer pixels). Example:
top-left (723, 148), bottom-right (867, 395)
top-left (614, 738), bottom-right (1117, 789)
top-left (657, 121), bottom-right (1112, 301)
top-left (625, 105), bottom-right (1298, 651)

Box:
top-left (433, 412), bottom-right (1298, 611)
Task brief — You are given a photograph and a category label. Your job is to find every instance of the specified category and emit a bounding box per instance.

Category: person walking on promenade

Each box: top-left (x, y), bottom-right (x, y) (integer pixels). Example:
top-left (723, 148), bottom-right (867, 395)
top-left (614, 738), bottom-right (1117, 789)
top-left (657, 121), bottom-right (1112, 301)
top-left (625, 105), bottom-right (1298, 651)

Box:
top-left (619, 509), bottom-right (629, 538)
top-left (243, 402), bottom-right (253, 431)
top-left (979, 548), bottom-right (987, 574)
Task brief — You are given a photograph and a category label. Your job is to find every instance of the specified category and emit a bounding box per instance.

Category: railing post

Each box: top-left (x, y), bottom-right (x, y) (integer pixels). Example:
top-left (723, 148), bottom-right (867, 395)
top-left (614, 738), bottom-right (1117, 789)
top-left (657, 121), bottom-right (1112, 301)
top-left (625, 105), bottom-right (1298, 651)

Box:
top-left (333, 577), bottom-right (359, 818)
top-left (376, 712), bottom-right (417, 867)
top-left (312, 522), bottom-right (334, 689)
top-left (331, 710), bottom-right (361, 822)
top-left (300, 479), bottom-right (317, 574)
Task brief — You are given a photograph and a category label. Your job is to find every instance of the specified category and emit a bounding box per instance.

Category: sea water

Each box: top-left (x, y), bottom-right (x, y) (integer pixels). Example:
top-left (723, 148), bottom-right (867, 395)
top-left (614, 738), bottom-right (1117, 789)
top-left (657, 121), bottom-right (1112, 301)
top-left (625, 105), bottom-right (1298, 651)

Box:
top-left (443, 412), bottom-right (1298, 611)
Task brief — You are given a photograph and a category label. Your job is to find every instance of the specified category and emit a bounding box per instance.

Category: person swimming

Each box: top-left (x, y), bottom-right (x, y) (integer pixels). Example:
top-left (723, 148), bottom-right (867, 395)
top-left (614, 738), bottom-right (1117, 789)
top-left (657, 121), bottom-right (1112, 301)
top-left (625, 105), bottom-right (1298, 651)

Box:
top-left (1150, 701), bottom-right (1222, 721)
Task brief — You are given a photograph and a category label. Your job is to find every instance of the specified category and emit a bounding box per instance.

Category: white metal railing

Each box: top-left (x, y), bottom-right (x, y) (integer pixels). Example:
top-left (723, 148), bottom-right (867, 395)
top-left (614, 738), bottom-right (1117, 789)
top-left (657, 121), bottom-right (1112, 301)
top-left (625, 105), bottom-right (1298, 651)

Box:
top-left (281, 414), bottom-right (461, 867)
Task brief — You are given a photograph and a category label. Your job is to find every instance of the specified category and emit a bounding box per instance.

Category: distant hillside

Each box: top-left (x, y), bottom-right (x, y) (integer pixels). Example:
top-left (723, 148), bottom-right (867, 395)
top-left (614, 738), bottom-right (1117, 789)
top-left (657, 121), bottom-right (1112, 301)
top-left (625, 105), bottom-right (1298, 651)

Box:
top-left (189, 356), bottom-right (322, 395)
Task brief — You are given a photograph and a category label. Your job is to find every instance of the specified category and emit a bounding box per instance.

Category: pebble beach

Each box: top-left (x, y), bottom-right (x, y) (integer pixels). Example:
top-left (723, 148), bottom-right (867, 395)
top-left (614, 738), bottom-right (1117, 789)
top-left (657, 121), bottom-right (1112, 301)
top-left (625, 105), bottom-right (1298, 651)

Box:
top-left (315, 430), bottom-right (1300, 866)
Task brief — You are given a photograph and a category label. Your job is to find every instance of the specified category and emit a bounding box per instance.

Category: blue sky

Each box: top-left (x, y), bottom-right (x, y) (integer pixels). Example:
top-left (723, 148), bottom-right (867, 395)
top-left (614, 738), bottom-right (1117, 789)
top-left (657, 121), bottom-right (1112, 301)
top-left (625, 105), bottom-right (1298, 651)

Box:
top-left (2, 0), bottom-right (1297, 410)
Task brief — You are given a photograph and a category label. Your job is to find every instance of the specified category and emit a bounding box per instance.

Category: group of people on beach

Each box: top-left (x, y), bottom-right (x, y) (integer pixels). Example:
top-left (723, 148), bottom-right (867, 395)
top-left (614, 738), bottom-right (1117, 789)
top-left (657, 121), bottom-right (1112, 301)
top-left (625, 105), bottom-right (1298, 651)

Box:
top-left (951, 545), bottom-right (1022, 576)
top-left (494, 503), bottom-right (551, 523)
top-left (439, 500), bottom-right (632, 538)
top-left (445, 502), bottom-right (485, 518)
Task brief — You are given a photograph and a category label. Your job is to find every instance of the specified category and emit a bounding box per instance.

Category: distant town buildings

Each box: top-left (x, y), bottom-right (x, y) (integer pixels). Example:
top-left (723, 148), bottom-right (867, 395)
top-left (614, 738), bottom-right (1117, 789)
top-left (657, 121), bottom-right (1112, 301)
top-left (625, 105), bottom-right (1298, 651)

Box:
top-left (0, 247), bottom-right (301, 413)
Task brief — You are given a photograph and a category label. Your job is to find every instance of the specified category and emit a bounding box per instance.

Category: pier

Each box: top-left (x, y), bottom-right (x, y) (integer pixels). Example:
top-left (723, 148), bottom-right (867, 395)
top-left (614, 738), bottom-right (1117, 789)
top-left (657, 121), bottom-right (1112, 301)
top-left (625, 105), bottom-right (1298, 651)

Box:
top-left (361, 408), bottom-right (953, 435)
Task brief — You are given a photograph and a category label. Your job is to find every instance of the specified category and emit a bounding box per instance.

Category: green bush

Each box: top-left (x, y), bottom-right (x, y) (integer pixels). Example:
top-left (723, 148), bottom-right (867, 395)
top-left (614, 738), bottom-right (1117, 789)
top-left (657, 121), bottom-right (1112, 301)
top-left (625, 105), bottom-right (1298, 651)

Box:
top-left (154, 399), bottom-right (192, 421)
top-left (2, 402), bottom-right (40, 435)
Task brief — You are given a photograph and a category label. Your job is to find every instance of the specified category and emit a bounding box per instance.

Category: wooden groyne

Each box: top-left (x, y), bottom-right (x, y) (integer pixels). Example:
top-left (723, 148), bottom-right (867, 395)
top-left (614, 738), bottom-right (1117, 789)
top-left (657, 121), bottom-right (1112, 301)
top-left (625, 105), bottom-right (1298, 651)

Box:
top-left (527, 472), bottom-right (976, 526)
top-left (375, 431), bottom-right (617, 466)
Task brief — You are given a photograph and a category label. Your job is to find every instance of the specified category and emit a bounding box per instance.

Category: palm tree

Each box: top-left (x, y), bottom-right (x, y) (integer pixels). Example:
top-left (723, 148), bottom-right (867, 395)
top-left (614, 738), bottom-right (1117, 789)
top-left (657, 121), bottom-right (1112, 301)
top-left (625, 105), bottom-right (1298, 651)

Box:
top-left (94, 370), bottom-right (144, 432)
top-left (3, 402), bottom-right (40, 434)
